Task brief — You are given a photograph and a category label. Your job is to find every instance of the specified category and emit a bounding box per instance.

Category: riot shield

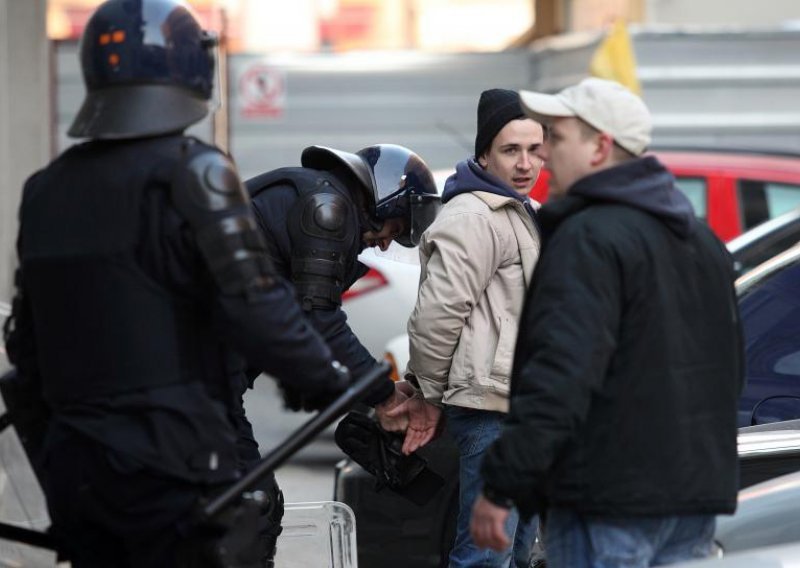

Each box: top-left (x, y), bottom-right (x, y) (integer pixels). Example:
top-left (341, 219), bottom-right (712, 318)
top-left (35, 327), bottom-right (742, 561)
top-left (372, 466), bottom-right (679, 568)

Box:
top-left (275, 501), bottom-right (357, 568)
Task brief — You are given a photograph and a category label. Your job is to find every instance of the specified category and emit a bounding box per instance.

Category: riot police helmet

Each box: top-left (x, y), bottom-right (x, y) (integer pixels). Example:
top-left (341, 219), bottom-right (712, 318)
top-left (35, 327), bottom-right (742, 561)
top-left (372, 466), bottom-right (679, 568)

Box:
top-left (68, 0), bottom-right (217, 140)
top-left (301, 144), bottom-right (440, 247)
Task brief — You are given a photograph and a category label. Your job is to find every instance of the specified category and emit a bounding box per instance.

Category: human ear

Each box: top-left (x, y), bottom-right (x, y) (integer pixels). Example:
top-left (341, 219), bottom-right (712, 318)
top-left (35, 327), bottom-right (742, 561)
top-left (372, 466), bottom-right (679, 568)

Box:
top-left (591, 133), bottom-right (614, 166)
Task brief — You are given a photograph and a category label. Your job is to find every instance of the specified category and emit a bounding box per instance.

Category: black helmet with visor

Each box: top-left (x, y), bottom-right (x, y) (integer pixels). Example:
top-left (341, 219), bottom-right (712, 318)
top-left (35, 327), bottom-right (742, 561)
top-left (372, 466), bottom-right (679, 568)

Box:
top-left (301, 144), bottom-right (440, 247)
top-left (68, 0), bottom-right (218, 139)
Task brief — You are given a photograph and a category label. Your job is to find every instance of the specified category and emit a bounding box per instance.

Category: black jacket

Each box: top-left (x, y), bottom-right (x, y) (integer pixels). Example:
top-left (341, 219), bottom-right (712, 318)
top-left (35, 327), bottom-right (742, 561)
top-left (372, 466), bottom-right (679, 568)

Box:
top-left (481, 157), bottom-right (745, 517)
top-left (247, 169), bottom-right (394, 406)
top-left (8, 136), bottom-right (340, 482)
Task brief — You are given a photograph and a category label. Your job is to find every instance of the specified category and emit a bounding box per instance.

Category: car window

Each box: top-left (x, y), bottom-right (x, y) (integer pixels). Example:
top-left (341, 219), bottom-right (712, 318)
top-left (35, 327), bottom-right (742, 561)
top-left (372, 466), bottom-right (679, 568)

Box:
top-left (739, 180), bottom-right (800, 230)
top-left (674, 177), bottom-right (707, 220)
top-left (767, 183), bottom-right (800, 217)
top-left (739, 257), bottom-right (800, 399)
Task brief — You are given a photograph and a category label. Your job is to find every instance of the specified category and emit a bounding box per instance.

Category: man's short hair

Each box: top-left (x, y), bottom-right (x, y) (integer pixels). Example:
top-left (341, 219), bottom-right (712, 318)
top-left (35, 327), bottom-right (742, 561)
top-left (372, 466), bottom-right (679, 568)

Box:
top-left (518, 78), bottom-right (651, 156)
top-left (575, 119), bottom-right (638, 162)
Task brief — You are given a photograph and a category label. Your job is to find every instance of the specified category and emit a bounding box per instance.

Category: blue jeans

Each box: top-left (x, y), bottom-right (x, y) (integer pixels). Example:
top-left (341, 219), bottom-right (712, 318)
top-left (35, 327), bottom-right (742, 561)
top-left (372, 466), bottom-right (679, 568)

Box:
top-left (545, 508), bottom-right (716, 568)
top-left (445, 406), bottom-right (538, 568)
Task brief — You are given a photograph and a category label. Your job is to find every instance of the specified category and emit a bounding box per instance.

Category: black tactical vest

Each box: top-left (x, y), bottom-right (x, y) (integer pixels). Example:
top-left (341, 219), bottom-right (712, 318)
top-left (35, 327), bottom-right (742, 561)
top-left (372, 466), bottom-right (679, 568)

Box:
top-left (18, 136), bottom-right (230, 408)
top-left (246, 168), bottom-right (367, 310)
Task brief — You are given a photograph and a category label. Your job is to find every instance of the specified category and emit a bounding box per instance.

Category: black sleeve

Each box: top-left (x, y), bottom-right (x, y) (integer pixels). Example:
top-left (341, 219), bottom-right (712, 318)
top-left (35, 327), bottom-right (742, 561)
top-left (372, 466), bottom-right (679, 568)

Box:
top-left (249, 182), bottom-right (296, 278)
top-left (481, 221), bottom-right (622, 502)
top-left (251, 182), bottom-right (393, 405)
top-left (5, 176), bottom-right (43, 387)
top-left (211, 279), bottom-right (344, 396)
top-left (4, 269), bottom-right (41, 389)
top-left (166, 149), bottom-right (346, 397)
top-left (3, 177), bottom-right (51, 469)
top-left (305, 307), bottom-right (394, 405)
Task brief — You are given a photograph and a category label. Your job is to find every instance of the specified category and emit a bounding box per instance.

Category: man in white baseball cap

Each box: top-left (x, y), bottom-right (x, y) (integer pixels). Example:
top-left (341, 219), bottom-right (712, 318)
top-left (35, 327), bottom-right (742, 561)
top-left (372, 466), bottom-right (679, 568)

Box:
top-left (470, 78), bottom-right (744, 568)
top-left (518, 77), bottom-right (652, 198)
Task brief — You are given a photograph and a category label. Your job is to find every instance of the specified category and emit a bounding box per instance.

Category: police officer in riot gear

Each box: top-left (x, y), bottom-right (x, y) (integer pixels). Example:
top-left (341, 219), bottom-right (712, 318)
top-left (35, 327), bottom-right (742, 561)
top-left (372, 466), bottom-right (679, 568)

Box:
top-left (241, 143), bottom-right (440, 439)
top-left (4, 1), bottom-right (351, 566)
top-left (245, 144), bottom-right (439, 405)
top-left (228, 144), bottom-right (438, 564)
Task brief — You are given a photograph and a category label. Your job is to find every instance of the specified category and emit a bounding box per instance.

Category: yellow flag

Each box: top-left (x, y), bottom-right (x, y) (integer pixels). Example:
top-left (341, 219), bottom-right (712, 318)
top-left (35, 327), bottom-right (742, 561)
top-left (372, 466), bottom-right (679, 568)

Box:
top-left (589, 19), bottom-right (641, 95)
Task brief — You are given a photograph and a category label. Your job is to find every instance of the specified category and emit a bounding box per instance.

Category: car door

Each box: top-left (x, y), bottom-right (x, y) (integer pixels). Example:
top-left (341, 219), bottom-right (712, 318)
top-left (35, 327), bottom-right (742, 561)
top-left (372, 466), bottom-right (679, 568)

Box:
top-left (737, 245), bottom-right (800, 426)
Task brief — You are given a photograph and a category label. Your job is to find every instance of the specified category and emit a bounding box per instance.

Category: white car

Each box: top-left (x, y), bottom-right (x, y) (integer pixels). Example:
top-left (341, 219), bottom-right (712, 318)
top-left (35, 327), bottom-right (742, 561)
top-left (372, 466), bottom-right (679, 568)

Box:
top-left (342, 244), bottom-right (421, 368)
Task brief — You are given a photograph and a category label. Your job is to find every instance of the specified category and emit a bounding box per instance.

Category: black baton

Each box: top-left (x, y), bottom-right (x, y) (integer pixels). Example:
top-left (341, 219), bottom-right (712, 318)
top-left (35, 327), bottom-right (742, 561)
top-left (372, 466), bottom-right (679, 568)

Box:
top-left (201, 361), bottom-right (391, 521)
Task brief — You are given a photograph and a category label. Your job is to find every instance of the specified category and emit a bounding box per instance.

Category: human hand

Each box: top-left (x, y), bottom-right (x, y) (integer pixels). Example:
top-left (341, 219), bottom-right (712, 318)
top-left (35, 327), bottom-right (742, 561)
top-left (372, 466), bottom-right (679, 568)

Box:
top-left (374, 383), bottom-right (410, 432)
top-left (469, 494), bottom-right (511, 552)
top-left (385, 393), bottom-right (443, 455)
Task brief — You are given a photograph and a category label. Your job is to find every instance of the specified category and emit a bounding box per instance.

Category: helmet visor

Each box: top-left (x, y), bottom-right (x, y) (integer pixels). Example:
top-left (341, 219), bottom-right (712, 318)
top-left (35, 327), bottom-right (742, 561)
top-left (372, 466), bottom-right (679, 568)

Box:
top-left (203, 30), bottom-right (222, 114)
top-left (396, 193), bottom-right (441, 247)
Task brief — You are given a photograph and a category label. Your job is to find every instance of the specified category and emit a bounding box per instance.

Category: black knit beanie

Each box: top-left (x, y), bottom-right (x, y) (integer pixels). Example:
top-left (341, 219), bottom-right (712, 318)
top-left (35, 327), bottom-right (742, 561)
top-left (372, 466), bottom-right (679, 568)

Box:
top-left (474, 88), bottom-right (525, 159)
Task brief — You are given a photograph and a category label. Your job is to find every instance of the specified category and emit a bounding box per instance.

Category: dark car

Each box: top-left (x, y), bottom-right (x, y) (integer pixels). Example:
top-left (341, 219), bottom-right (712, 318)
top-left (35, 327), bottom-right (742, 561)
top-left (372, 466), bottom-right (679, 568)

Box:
top-left (336, 241), bottom-right (800, 568)
top-left (737, 242), bottom-right (800, 427)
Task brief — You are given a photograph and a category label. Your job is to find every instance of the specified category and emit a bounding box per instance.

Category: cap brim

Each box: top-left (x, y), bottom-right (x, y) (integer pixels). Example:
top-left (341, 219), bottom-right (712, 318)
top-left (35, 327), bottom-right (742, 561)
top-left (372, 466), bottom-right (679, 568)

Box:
top-left (518, 90), bottom-right (576, 124)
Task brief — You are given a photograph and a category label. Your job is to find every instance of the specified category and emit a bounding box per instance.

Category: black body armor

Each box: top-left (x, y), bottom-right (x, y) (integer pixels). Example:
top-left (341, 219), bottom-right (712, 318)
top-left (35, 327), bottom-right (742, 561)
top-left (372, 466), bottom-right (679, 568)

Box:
top-left (18, 136), bottom-right (270, 412)
top-left (247, 168), bottom-right (365, 311)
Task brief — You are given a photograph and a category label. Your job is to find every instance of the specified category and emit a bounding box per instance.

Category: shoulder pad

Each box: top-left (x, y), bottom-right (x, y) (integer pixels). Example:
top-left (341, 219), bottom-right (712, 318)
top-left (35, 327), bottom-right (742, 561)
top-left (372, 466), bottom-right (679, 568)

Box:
top-left (172, 148), bottom-right (249, 219)
top-left (169, 147), bottom-right (277, 299)
top-left (300, 192), bottom-right (351, 240)
top-left (287, 189), bottom-right (360, 310)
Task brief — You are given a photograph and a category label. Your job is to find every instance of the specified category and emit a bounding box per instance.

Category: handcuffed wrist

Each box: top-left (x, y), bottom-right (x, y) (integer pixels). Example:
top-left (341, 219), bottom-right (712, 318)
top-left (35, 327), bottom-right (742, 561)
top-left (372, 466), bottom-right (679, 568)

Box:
top-left (404, 373), bottom-right (421, 390)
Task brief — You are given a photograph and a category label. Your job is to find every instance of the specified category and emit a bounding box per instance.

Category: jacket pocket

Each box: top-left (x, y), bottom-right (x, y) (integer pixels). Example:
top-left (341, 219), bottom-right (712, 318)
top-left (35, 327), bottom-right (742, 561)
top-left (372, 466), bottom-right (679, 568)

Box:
top-left (449, 320), bottom-right (473, 389)
top-left (489, 317), bottom-right (515, 382)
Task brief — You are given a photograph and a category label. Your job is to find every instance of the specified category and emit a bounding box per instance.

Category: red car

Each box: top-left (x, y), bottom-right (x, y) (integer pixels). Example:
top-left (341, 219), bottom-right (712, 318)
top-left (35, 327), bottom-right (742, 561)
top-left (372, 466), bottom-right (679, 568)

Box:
top-left (529, 149), bottom-right (800, 242)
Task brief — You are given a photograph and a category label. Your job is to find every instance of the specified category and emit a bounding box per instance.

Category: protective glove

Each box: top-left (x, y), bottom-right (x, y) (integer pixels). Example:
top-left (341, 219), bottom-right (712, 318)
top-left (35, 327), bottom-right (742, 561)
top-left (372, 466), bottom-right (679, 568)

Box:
top-left (334, 410), bottom-right (444, 505)
top-left (280, 360), bottom-right (350, 412)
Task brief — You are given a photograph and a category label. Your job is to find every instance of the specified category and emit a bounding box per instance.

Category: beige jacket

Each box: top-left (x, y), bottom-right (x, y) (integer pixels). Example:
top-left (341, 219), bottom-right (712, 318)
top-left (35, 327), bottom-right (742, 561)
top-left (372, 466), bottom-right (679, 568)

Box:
top-left (407, 191), bottom-right (540, 412)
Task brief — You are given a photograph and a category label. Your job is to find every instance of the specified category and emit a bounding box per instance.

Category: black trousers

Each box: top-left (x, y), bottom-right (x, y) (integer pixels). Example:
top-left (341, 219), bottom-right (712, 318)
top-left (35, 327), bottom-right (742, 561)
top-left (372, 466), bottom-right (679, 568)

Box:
top-left (42, 429), bottom-right (262, 568)
top-left (234, 402), bottom-right (285, 567)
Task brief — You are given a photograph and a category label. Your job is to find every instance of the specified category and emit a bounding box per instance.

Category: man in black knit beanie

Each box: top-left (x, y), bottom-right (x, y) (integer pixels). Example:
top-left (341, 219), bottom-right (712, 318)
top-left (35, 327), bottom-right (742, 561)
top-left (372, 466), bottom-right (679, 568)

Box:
top-left (391, 88), bottom-right (545, 568)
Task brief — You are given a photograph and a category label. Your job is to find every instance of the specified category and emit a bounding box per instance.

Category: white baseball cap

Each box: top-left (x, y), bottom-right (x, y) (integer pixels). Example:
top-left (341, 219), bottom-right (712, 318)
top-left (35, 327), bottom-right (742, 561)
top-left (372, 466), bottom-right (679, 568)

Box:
top-left (519, 78), bottom-right (652, 156)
